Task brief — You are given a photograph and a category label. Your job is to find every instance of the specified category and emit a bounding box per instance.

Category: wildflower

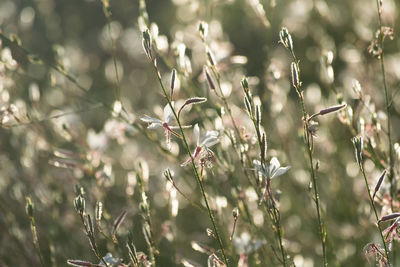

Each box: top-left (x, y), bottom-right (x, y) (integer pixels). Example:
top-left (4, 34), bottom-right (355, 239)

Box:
top-left (382, 218), bottom-right (400, 251)
top-left (253, 157), bottom-right (290, 180)
top-left (181, 124), bottom-right (219, 167)
top-left (254, 157), bottom-right (290, 203)
top-left (140, 103), bottom-right (181, 150)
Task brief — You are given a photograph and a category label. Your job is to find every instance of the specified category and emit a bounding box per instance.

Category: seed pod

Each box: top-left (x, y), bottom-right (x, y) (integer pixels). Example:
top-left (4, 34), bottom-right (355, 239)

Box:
top-left (255, 104), bottom-right (261, 128)
top-left (204, 67), bottom-right (216, 91)
top-left (319, 104), bottom-right (346, 116)
top-left (373, 170), bottom-right (386, 200)
top-left (178, 97), bottom-right (207, 118)
top-left (379, 213), bottom-right (400, 223)
top-left (291, 62), bottom-right (299, 89)
top-left (206, 48), bottom-right (216, 66)
top-left (170, 69), bottom-right (176, 100)
top-left (95, 201), bottom-right (103, 221)
top-left (244, 95), bottom-right (252, 117)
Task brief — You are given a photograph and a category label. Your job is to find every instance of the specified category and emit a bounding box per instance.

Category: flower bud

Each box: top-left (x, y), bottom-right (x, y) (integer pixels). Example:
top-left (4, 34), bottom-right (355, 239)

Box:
top-left (352, 136), bottom-right (363, 167)
top-left (279, 27), bottom-right (293, 51)
top-left (291, 62), bottom-right (299, 89)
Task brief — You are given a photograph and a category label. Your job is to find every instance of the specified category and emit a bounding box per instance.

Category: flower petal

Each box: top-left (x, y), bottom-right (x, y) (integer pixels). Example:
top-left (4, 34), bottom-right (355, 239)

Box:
top-left (147, 122), bottom-right (162, 129)
top-left (271, 166), bottom-right (291, 179)
top-left (253, 160), bottom-right (264, 175)
top-left (164, 102), bottom-right (175, 124)
top-left (200, 131), bottom-right (219, 147)
top-left (141, 115), bottom-right (162, 124)
top-left (269, 157), bottom-right (281, 176)
top-left (194, 124), bottom-right (200, 146)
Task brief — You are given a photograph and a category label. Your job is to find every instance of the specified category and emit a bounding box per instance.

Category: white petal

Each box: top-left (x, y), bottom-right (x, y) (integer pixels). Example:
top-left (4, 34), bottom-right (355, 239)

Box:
top-left (269, 157), bottom-right (280, 176)
top-left (271, 166), bottom-right (291, 179)
top-left (200, 130), bottom-right (219, 147)
top-left (194, 123), bottom-right (200, 146)
top-left (141, 115), bottom-right (162, 124)
top-left (253, 160), bottom-right (264, 175)
top-left (202, 137), bottom-right (219, 148)
top-left (164, 102), bottom-right (175, 124)
top-left (148, 123), bottom-right (162, 129)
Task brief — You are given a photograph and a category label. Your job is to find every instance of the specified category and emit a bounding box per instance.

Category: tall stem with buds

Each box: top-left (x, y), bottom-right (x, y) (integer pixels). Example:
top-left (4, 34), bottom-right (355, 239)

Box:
top-left (352, 137), bottom-right (390, 264)
top-left (241, 78), bottom-right (288, 266)
top-left (280, 27), bottom-right (328, 266)
top-left (142, 30), bottom-right (228, 266)
top-left (374, 0), bottom-right (394, 211)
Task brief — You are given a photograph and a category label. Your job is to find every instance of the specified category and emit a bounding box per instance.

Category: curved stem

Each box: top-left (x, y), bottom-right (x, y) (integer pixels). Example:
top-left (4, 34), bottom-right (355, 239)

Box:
top-left (359, 164), bottom-right (390, 262)
top-left (375, 0), bottom-right (394, 212)
top-left (150, 58), bottom-right (228, 266)
top-left (299, 96), bottom-right (327, 266)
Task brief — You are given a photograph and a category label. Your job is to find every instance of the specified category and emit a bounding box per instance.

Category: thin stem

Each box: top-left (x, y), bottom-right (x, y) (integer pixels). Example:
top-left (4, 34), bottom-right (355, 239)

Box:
top-left (288, 45), bottom-right (328, 265)
top-left (149, 58), bottom-right (228, 266)
top-left (359, 164), bottom-right (390, 262)
top-left (299, 95), bottom-right (328, 266)
top-left (375, 0), bottom-right (394, 212)
top-left (28, 216), bottom-right (45, 267)
top-left (242, 84), bottom-right (288, 266)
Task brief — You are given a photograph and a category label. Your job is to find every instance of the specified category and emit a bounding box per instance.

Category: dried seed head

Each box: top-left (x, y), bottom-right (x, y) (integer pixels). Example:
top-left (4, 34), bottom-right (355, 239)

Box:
top-left (279, 27), bottom-right (293, 51)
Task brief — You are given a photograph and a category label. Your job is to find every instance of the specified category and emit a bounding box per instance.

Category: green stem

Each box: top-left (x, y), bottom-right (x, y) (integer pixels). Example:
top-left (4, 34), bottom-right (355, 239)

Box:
top-left (29, 217), bottom-right (45, 267)
top-left (359, 164), bottom-right (390, 262)
top-left (374, 0), bottom-right (394, 212)
top-left (299, 95), bottom-right (328, 266)
top-left (150, 58), bottom-right (228, 266)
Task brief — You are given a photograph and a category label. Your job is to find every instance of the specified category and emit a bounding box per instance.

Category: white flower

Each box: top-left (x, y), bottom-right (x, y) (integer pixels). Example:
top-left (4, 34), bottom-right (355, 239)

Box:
top-left (141, 103), bottom-right (180, 150)
top-left (140, 102), bottom-right (175, 130)
top-left (253, 157), bottom-right (290, 179)
top-left (181, 123), bottom-right (219, 167)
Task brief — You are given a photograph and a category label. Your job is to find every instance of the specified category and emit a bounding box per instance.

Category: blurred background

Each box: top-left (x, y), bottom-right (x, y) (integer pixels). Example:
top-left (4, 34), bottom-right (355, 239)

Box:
top-left (0, 0), bottom-right (400, 266)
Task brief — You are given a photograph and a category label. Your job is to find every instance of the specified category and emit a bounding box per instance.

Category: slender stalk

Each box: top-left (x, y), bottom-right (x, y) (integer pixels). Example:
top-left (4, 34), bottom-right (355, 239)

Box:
top-left (283, 37), bottom-right (328, 265)
top-left (358, 163), bottom-right (390, 262)
top-left (26, 198), bottom-right (45, 267)
top-left (241, 81), bottom-right (288, 266)
top-left (374, 0), bottom-right (394, 212)
top-left (299, 95), bottom-right (327, 266)
top-left (148, 58), bottom-right (228, 265)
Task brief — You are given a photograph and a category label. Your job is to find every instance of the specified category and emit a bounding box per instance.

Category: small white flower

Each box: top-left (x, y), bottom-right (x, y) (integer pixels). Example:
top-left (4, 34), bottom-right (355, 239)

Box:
top-left (141, 103), bottom-right (180, 150)
top-left (253, 157), bottom-right (290, 179)
top-left (181, 123), bottom-right (219, 167)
